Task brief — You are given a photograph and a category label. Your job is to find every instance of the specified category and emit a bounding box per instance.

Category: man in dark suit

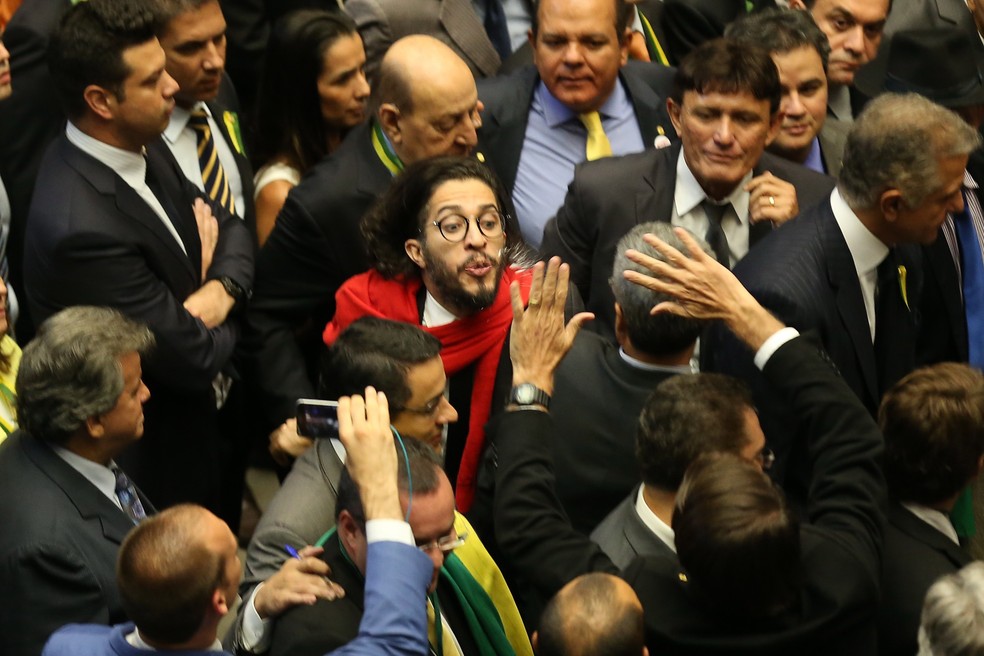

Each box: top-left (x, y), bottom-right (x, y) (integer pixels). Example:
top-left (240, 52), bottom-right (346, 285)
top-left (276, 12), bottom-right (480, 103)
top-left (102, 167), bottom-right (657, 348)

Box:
top-left (706, 93), bottom-right (979, 500)
top-left (493, 244), bottom-right (885, 653)
top-left (156, 0), bottom-right (255, 234)
top-left (477, 0), bottom-right (675, 247)
top-left (23, 0), bottom-right (254, 524)
top-left (551, 222), bottom-right (706, 535)
top-left (0, 307), bottom-right (155, 656)
top-left (244, 36), bottom-right (483, 444)
top-left (876, 363), bottom-right (984, 656)
top-left (541, 38), bottom-right (835, 337)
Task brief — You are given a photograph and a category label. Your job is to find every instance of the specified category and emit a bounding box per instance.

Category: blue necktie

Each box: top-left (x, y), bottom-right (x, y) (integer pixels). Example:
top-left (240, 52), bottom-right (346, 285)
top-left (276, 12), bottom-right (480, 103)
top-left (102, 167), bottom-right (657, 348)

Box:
top-left (484, 0), bottom-right (512, 60)
top-left (114, 467), bottom-right (147, 524)
top-left (953, 189), bottom-right (984, 368)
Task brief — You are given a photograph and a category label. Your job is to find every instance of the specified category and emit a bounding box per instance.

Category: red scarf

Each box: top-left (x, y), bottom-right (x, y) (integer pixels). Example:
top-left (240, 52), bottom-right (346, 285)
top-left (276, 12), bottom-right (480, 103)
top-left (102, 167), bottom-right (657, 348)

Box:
top-left (323, 267), bottom-right (532, 511)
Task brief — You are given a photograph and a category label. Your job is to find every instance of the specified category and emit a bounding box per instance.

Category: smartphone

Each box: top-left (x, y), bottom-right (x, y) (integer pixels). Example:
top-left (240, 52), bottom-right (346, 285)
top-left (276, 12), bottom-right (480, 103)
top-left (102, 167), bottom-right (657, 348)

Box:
top-left (296, 399), bottom-right (340, 439)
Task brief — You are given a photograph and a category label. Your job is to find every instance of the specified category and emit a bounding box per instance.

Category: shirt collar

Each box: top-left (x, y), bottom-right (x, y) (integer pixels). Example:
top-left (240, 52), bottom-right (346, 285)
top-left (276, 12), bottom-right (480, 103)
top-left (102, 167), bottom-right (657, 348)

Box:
top-left (901, 502), bottom-right (960, 545)
top-left (674, 149), bottom-right (752, 222)
top-left (965, 168), bottom-right (978, 191)
top-left (66, 121), bottom-right (147, 191)
top-left (128, 627), bottom-right (223, 651)
top-left (50, 444), bottom-right (118, 504)
top-left (634, 486), bottom-right (676, 552)
top-left (536, 76), bottom-right (632, 129)
top-left (163, 101), bottom-right (209, 144)
top-left (618, 347), bottom-right (693, 374)
top-left (830, 187), bottom-right (889, 277)
top-left (422, 291), bottom-right (459, 327)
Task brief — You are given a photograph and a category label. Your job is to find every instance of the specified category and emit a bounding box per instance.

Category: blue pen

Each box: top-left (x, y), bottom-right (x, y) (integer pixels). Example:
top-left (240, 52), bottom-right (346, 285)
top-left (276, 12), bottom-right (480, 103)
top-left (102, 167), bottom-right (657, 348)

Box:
top-left (284, 544), bottom-right (302, 560)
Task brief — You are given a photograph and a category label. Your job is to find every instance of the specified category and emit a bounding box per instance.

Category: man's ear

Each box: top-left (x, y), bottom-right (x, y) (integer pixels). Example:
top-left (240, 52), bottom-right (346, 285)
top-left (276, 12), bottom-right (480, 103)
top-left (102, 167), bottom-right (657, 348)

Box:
top-left (765, 110), bottom-right (783, 147)
top-left (85, 415), bottom-right (106, 440)
top-left (338, 510), bottom-right (361, 554)
top-left (83, 84), bottom-right (115, 121)
top-left (879, 188), bottom-right (905, 223)
top-left (405, 238), bottom-right (426, 269)
top-left (667, 98), bottom-right (683, 137)
top-left (378, 103), bottom-right (402, 144)
top-left (618, 27), bottom-right (631, 66)
top-left (787, 0), bottom-right (808, 9)
top-left (213, 586), bottom-right (231, 616)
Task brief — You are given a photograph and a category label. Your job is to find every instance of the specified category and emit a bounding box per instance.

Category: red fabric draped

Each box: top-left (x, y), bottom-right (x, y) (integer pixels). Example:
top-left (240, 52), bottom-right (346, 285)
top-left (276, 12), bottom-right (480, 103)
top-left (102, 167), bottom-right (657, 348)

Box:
top-left (323, 268), bottom-right (532, 511)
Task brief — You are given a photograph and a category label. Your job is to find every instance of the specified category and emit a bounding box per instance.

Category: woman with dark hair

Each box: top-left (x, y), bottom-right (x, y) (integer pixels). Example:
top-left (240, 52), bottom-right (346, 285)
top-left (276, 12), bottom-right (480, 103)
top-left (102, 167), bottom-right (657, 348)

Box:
top-left (251, 10), bottom-right (370, 245)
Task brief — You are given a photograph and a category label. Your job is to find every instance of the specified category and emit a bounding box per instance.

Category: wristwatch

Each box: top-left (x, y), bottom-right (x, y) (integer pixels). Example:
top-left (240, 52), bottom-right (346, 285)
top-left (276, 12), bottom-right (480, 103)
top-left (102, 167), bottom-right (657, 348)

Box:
top-left (508, 383), bottom-right (551, 409)
top-left (216, 276), bottom-right (251, 303)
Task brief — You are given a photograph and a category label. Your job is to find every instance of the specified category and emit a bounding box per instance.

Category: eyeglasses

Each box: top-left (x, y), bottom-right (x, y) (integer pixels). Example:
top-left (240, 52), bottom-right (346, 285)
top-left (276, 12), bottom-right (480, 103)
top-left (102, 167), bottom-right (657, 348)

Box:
top-left (428, 210), bottom-right (506, 243)
top-left (418, 531), bottom-right (467, 554)
top-left (756, 447), bottom-right (775, 471)
top-left (393, 394), bottom-right (445, 417)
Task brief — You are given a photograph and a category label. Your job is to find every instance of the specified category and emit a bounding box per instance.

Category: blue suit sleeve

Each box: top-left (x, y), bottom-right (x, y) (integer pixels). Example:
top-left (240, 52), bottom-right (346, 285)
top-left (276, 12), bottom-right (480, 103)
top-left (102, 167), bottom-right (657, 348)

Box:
top-left (326, 542), bottom-right (432, 656)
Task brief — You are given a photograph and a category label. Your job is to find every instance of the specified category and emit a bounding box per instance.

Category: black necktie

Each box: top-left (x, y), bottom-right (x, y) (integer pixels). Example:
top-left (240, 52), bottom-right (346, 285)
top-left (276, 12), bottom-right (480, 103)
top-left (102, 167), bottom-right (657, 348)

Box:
top-left (483, 0), bottom-right (512, 60)
top-left (703, 200), bottom-right (731, 268)
top-left (188, 109), bottom-right (236, 215)
top-left (874, 250), bottom-right (914, 396)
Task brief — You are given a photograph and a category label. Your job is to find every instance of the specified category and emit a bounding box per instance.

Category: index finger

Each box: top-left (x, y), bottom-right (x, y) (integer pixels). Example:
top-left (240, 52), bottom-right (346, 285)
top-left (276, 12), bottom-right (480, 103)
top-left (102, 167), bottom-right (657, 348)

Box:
top-left (744, 170), bottom-right (775, 192)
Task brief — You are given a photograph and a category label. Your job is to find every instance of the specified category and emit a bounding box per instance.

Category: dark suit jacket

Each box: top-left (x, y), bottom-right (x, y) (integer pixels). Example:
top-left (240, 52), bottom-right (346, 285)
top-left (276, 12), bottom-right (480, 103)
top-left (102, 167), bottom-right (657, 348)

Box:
top-left (23, 134), bottom-right (254, 512)
top-left (550, 331), bottom-right (680, 534)
top-left (243, 122), bottom-right (390, 428)
top-left (0, 431), bottom-right (153, 656)
top-left (705, 199), bottom-right (919, 499)
top-left (476, 62), bottom-right (677, 194)
top-left (590, 487), bottom-right (678, 570)
top-left (493, 335), bottom-right (885, 652)
top-left (877, 502), bottom-right (971, 656)
top-left (540, 142), bottom-right (836, 336)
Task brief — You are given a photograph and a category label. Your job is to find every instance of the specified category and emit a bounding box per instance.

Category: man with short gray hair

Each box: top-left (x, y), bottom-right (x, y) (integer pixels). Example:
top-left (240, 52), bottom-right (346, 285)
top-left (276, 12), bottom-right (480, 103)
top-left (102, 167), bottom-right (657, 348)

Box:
top-left (0, 306), bottom-right (155, 656)
top-left (548, 222), bottom-right (707, 535)
top-left (706, 92), bottom-right (981, 500)
top-left (918, 561), bottom-right (984, 656)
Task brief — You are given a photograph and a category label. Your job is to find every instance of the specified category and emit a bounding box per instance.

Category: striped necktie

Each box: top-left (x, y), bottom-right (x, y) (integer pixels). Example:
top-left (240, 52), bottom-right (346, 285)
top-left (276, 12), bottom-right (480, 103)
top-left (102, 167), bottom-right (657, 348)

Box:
top-left (113, 467), bottom-right (147, 524)
top-left (188, 108), bottom-right (235, 215)
top-left (578, 111), bottom-right (613, 161)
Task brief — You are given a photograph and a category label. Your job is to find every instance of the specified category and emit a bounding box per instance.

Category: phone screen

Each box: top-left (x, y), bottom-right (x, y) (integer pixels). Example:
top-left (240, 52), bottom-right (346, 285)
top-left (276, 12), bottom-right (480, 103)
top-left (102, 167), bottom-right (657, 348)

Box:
top-left (296, 399), bottom-right (340, 439)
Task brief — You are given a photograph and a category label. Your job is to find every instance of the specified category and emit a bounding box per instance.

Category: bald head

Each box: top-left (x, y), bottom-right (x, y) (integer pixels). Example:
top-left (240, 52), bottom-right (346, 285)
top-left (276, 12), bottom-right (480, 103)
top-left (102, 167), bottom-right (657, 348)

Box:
top-left (535, 573), bottom-right (646, 656)
top-left (375, 36), bottom-right (482, 164)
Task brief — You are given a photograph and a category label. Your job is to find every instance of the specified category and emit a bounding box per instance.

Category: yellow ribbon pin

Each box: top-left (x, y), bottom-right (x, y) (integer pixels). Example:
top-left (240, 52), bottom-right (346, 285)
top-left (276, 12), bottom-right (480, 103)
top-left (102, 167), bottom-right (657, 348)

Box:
top-left (898, 265), bottom-right (909, 310)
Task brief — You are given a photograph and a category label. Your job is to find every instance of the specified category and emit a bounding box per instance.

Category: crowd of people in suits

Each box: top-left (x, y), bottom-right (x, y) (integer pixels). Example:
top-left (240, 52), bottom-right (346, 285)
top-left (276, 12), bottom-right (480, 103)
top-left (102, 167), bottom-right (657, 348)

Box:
top-left (2, 0), bottom-right (984, 654)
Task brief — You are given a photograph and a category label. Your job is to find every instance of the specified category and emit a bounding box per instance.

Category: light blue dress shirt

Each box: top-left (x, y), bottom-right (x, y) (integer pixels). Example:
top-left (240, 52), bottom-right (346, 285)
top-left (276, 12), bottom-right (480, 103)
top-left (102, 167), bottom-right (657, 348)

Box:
top-left (512, 79), bottom-right (644, 247)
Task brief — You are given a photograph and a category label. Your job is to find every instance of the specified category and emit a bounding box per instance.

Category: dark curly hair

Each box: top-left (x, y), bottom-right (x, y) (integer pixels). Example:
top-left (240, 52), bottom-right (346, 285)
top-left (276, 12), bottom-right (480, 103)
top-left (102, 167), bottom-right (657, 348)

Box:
top-left (361, 156), bottom-right (530, 279)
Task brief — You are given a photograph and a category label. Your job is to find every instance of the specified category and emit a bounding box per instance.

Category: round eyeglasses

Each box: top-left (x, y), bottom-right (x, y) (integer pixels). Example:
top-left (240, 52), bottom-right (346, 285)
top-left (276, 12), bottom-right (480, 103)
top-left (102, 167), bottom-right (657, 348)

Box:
top-left (428, 210), bottom-right (506, 243)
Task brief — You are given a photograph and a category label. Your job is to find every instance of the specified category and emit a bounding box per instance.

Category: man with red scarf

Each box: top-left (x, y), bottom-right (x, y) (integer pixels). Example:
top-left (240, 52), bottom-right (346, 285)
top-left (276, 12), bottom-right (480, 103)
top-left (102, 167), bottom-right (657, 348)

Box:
top-left (323, 156), bottom-right (532, 512)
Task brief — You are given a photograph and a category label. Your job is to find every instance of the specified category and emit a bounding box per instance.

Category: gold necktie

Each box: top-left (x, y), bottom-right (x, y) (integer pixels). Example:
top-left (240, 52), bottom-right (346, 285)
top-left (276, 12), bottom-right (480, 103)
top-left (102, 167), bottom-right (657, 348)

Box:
top-left (427, 597), bottom-right (462, 656)
top-left (578, 111), bottom-right (613, 161)
top-left (188, 108), bottom-right (236, 215)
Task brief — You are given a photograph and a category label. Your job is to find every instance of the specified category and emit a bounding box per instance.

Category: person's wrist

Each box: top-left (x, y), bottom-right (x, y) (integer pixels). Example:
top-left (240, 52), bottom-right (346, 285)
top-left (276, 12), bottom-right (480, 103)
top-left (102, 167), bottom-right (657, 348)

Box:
top-left (511, 369), bottom-right (554, 396)
top-left (360, 484), bottom-right (403, 521)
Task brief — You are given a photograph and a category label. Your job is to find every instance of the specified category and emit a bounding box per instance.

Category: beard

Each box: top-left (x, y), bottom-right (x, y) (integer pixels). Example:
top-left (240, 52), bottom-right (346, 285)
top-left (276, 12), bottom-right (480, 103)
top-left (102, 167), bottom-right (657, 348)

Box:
top-left (422, 247), bottom-right (505, 315)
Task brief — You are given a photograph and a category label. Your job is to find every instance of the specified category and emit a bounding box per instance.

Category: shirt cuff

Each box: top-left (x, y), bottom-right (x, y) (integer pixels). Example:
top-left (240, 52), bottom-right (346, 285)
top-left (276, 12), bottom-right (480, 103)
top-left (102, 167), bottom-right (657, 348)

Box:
top-left (238, 583), bottom-right (272, 652)
top-left (753, 327), bottom-right (800, 370)
top-left (366, 519), bottom-right (414, 545)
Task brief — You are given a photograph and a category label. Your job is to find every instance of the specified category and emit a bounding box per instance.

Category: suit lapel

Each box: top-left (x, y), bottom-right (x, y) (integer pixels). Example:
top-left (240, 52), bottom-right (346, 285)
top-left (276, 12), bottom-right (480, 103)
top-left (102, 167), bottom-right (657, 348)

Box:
top-left (440, 0), bottom-right (501, 77)
top-left (621, 68), bottom-right (665, 146)
top-left (480, 67), bottom-right (538, 191)
top-left (61, 136), bottom-right (199, 283)
top-left (637, 144), bottom-right (679, 227)
top-left (821, 213), bottom-right (879, 404)
top-left (890, 503), bottom-right (971, 569)
top-left (21, 435), bottom-right (138, 545)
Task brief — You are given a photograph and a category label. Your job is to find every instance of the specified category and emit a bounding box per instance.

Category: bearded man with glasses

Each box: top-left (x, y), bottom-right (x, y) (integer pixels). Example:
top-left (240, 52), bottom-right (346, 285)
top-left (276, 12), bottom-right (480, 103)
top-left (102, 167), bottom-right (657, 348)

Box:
top-left (325, 156), bottom-right (537, 515)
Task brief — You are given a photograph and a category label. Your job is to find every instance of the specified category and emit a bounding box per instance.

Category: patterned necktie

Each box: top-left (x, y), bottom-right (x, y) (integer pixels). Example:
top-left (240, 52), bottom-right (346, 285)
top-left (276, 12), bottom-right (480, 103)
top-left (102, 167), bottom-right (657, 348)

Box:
top-left (702, 200), bottom-right (731, 268)
top-left (578, 111), bottom-right (613, 161)
top-left (188, 109), bottom-right (236, 215)
top-left (953, 189), bottom-right (984, 368)
top-left (113, 467), bottom-right (147, 524)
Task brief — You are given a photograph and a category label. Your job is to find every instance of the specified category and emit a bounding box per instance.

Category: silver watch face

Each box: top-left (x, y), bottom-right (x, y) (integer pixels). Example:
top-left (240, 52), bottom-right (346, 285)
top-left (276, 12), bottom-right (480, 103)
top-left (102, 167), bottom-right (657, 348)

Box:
top-left (516, 384), bottom-right (535, 404)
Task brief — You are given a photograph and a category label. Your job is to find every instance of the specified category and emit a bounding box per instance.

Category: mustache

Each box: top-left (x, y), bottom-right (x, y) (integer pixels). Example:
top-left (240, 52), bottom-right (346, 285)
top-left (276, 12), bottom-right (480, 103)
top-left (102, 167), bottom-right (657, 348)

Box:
top-left (459, 252), bottom-right (501, 271)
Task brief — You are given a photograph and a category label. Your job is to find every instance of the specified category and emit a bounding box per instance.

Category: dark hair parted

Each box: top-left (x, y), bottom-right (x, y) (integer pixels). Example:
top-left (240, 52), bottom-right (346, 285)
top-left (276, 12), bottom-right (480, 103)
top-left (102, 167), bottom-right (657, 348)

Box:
top-left (117, 505), bottom-right (225, 644)
top-left (252, 10), bottom-right (360, 173)
top-left (636, 373), bottom-right (754, 491)
top-left (880, 363), bottom-right (984, 506)
top-left (17, 307), bottom-right (154, 445)
top-left (335, 434), bottom-right (443, 525)
top-left (725, 7), bottom-right (830, 70)
top-left (361, 156), bottom-right (528, 279)
top-left (537, 573), bottom-right (644, 656)
top-left (611, 222), bottom-right (710, 356)
top-left (674, 453), bottom-right (801, 621)
top-left (320, 316), bottom-right (442, 410)
top-left (672, 38), bottom-right (782, 115)
top-left (49, 0), bottom-right (159, 120)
